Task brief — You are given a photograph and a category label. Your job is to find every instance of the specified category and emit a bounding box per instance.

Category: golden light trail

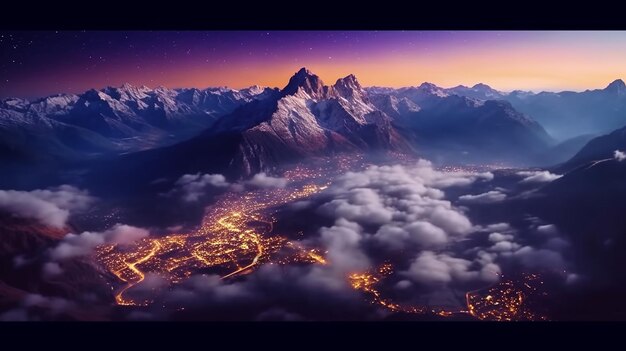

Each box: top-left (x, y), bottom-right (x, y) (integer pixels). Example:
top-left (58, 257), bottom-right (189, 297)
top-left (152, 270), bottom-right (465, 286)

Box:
top-left (307, 250), bottom-right (327, 265)
top-left (348, 265), bottom-right (430, 315)
top-left (114, 241), bottom-right (162, 306)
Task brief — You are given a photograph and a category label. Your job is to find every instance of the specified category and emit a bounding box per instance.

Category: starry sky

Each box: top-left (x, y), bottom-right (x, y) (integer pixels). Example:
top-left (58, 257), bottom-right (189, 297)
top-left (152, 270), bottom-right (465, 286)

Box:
top-left (3, 31), bottom-right (626, 99)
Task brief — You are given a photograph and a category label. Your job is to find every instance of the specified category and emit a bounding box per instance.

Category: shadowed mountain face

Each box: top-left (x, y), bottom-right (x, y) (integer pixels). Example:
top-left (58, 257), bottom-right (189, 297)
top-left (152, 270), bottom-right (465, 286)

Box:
top-left (526, 156), bottom-right (626, 298)
top-left (0, 211), bottom-right (112, 320)
top-left (505, 80), bottom-right (626, 140)
top-left (535, 134), bottom-right (598, 167)
top-left (0, 84), bottom-right (276, 189)
top-left (368, 85), bottom-right (554, 165)
top-left (557, 125), bottom-right (626, 172)
top-left (0, 84), bottom-right (275, 164)
top-left (432, 79), bottom-right (626, 142)
top-left (529, 127), bottom-right (626, 269)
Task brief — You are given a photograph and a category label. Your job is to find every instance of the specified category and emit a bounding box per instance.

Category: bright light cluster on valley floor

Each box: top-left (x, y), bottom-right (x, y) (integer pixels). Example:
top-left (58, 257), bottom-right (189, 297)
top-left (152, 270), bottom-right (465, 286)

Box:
top-left (349, 265), bottom-right (549, 320)
top-left (349, 264), bottom-right (467, 317)
top-left (466, 273), bottom-right (549, 321)
top-left (95, 181), bottom-right (329, 307)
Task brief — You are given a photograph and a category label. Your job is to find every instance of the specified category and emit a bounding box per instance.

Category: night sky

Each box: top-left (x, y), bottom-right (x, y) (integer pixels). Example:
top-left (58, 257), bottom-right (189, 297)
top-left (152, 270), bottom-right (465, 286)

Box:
top-left (3, 31), bottom-right (626, 99)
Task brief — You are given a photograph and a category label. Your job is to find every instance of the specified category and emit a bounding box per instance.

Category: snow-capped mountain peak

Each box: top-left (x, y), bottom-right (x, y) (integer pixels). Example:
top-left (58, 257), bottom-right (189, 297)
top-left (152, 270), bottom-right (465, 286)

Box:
top-left (333, 74), bottom-right (365, 100)
top-left (242, 85), bottom-right (266, 96)
top-left (281, 67), bottom-right (328, 99)
top-left (417, 82), bottom-right (449, 97)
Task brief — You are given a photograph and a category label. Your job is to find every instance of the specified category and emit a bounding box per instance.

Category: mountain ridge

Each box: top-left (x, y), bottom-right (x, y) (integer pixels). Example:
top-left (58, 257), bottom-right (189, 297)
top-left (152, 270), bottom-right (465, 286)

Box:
top-left (72, 68), bottom-right (557, 197)
top-left (1, 68), bottom-right (580, 190)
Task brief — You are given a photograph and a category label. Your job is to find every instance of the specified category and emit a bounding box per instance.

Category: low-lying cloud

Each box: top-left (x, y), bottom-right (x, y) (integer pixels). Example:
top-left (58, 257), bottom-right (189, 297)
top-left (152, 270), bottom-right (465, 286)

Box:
top-left (458, 190), bottom-right (507, 204)
top-left (0, 185), bottom-right (94, 228)
top-left (167, 172), bottom-right (289, 202)
top-left (312, 162), bottom-right (499, 295)
top-left (50, 223), bottom-right (149, 261)
top-left (0, 293), bottom-right (77, 321)
top-left (517, 170), bottom-right (562, 183)
top-left (246, 173), bottom-right (288, 189)
top-left (171, 173), bottom-right (230, 202)
top-left (42, 262), bottom-right (63, 278)
top-left (402, 251), bottom-right (500, 285)
top-left (309, 161), bottom-right (574, 299)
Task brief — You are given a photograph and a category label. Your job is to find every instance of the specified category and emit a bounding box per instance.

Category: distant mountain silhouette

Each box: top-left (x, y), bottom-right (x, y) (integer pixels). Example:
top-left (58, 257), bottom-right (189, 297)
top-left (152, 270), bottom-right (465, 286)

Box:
top-left (505, 80), bottom-right (626, 140)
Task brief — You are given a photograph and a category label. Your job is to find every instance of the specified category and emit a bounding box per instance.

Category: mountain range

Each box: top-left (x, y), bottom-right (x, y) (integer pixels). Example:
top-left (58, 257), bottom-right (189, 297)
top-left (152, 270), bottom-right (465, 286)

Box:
top-left (367, 84), bottom-right (553, 164)
top-left (69, 68), bottom-right (561, 195)
top-left (0, 83), bottom-right (274, 162)
top-left (505, 79), bottom-right (626, 140)
top-left (3, 68), bottom-right (626, 190)
top-left (368, 79), bottom-right (626, 142)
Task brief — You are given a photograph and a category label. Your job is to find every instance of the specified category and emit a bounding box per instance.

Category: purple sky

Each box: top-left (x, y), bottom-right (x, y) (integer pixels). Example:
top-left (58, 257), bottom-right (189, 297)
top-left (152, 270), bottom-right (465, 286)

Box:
top-left (2, 31), bottom-right (626, 98)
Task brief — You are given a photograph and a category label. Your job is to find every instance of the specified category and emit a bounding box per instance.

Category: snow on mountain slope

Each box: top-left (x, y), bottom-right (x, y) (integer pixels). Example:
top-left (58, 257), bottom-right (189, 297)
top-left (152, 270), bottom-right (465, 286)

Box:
top-left (219, 68), bottom-right (413, 173)
top-left (88, 68), bottom-right (416, 186)
top-left (0, 83), bottom-right (276, 166)
top-left (447, 83), bottom-right (506, 100)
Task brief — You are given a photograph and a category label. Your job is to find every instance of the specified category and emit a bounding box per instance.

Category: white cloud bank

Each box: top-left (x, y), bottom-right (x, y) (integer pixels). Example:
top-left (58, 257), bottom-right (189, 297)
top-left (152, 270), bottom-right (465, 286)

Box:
top-left (246, 173), bottom-right (288, 189)
top-left (315, 161), bottom-right (498, 289)
top-left (167, 172), bottom-right (288, 202)
top-left (172, 173), bottom-right (230, 202)
top-left (50, 223), bottom-right (149, 261)
top-left (0, 185), bottom-right (94, 228)
top-left (403, 251), bottom-right (500, 285)
top-left (517, 170), bottom-right (562, 184)
top-left (458, 190), bottom-right (507, 204)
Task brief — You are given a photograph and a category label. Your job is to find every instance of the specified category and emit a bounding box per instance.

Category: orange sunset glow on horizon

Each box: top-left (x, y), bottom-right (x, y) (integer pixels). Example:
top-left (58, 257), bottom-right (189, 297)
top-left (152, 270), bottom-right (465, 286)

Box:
top-left (4, 31), bottom-right (626, 98)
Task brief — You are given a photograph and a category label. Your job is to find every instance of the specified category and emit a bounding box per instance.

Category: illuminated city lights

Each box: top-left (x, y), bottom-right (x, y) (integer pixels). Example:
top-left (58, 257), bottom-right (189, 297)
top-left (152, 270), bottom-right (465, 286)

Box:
top-left (349, 265), bottom-right (548, 321)
top-left (96, 180), bottom-right (330, 306)
top-left (465, 273), bottom-right (549, 321)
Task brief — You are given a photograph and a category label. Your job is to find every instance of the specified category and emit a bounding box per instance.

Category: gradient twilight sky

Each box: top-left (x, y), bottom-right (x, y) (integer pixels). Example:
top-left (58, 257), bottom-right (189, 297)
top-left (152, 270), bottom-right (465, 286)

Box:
top-left (2, 31), bottom-right (626, 98)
